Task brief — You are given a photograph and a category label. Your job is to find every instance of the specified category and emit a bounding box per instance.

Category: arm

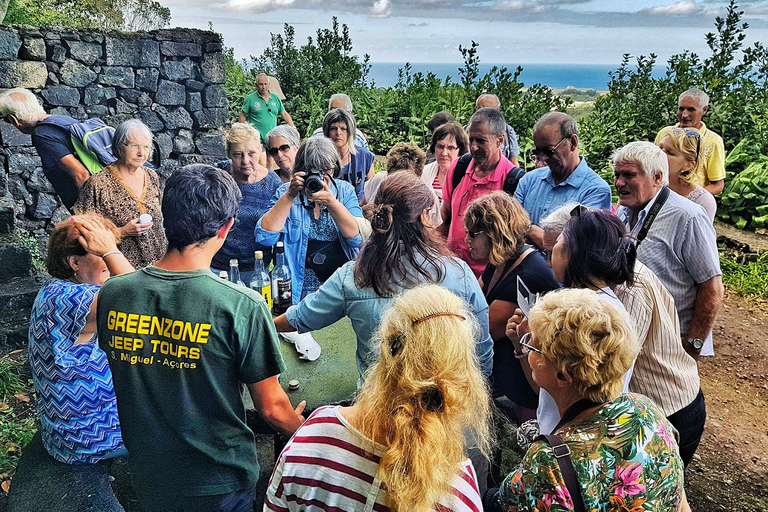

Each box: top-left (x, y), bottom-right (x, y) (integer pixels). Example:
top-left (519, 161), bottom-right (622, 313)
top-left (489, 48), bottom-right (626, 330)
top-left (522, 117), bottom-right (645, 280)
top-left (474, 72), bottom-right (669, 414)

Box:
top-left (506, 308), bottom-right (539, 393)
top-left (510, 156), bottom-right (519, 167)
top-left (489, 300), bottom-right (518, 342)
top-left (683, 275), bottom-right (724, 358)
top-left (247, 376), bottom-right (305, 436)
top-left (526, 224), bottom-right (545, 250)
top-left (438, 200), bottom-right (451, 236)
top-left (59, 154), bottom-right (90, 189)
top-left (259, 176), bottom-right (303, 233)
top-left (281, 110), bottom-right (294, 126)
top-left (704, 179), bottom-right (724, 195)
top-left (283, 269), bottom-right (347, 333)
top-left (238, 111), bottom-right (246, 123)
top-left (365, 163), bottom-right (375, 182)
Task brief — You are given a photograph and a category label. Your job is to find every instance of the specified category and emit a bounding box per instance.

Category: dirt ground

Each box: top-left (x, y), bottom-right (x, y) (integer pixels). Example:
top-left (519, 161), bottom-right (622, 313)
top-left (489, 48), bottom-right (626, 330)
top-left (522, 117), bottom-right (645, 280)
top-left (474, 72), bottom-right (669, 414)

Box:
top-left (685, 291), bottom-right (768, 512)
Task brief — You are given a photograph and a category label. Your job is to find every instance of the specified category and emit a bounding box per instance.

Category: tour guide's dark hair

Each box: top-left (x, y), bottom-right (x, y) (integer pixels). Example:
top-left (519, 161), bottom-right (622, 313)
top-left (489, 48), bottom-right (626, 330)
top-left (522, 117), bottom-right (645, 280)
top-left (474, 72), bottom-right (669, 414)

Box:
top-left (561, 208), bottom-right (636, 289)
top-left (162, 164), bottom-right (241, 250)
top-left (355, 172), bottom-right (454, 295)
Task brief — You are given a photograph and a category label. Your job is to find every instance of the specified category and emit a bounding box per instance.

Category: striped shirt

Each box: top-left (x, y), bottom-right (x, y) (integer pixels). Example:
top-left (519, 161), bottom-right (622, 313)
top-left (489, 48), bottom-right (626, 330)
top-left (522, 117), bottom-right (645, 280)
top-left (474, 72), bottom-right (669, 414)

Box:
top-left (616, 261), bottom-right (701, 416)
top-left (616, 188), bottom-right (721, 355)
top-left (264, 406), bottom-right (482, 512)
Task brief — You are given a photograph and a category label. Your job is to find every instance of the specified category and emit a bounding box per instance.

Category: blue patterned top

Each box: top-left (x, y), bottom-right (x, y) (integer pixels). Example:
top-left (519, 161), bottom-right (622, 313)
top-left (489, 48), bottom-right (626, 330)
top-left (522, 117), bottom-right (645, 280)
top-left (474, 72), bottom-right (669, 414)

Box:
top-left (29, 280), bottom-right (124, 464)
top-left (211, 166), bottom-right (283, 271)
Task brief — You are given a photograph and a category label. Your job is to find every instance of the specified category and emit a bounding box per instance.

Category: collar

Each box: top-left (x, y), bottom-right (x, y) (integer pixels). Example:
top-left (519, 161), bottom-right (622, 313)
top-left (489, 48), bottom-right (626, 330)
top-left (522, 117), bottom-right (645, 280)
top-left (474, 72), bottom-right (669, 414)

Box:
top-left (468, 151), bottom-right (507, 184)
top-left (542, 156), bottom-right (589, 188)
top-left (675, 121), bottom-right (708, 136)
top-left (617, 186), bottom-right (664, 234)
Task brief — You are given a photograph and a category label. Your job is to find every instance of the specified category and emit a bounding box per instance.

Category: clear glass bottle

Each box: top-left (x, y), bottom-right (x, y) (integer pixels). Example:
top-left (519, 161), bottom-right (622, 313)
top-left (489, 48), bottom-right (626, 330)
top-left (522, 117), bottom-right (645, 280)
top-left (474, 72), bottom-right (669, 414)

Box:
top-left (229, 258), bottom-right (245, 286)
top-left (250, 250), bottom-right (272, 310)
top-left (270, 242), bottom-right (292, 315)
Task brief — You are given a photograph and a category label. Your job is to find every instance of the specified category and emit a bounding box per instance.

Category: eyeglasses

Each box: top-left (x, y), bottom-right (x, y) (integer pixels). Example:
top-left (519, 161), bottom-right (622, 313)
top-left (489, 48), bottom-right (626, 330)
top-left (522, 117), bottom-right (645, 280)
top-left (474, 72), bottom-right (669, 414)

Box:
top-left (671, 127), bottom-right (701, 162)
top-left (519, 333), bottom-right (542, 355)
top-left (268, 144), bottom-right (292, 157)
top-left (435, 143), bottom-right (459, 152)
top-left (466, 230), bottom-right (484, 239)
top-left (532, 136), bottom-right (569, 158)
top-left (2, 114), bottom-right (14, 124)
top-left (124, 143), bottom-right (151, 152)
top-left (570, 205), bottom-right (587, 218)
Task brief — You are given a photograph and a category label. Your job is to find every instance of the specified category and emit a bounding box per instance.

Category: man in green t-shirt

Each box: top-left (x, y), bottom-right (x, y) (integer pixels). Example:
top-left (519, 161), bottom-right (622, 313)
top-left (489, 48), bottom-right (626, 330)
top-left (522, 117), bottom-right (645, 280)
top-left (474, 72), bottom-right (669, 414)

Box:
top-left (239, 73), bottom-right (294, 148)
top-left (96, 164), bottom-right (305, 511)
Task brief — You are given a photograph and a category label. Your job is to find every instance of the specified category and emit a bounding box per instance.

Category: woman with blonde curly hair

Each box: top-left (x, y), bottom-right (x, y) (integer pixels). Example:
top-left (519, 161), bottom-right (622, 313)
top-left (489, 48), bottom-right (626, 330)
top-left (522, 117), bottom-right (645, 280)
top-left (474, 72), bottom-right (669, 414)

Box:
top-left (488, 288), bottom-right (686, 512)
top-left (462, 192), bottom-right (558, 418)
top-left (658, 128), bottom-right (716, 221)
top-left (265, 284), bottom-right (491, 512)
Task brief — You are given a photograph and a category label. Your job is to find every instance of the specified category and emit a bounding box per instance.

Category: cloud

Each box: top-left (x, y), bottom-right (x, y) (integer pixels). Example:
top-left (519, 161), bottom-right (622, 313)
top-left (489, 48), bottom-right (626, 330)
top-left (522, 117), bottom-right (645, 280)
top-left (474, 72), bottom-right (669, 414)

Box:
top-left (641, 0), bottom-right (703, 15)
top-left (406, 21), bottom-right (429, 26)
top-left (218, 0), bottom-right (295, 12)
top-left (371, 0), bottom-right (392, 17)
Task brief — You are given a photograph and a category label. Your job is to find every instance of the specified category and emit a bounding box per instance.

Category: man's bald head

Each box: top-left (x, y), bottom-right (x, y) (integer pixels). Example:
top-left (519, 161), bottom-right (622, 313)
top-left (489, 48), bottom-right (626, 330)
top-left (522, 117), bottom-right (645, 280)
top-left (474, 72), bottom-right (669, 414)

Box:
top-left (476, 94), bottom-right (501, 110)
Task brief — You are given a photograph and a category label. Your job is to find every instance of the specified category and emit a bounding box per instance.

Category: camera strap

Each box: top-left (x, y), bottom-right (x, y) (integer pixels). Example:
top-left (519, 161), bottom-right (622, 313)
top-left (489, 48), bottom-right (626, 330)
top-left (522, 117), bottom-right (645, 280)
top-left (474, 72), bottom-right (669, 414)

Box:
top-left (635, 186), bottom-right (670, 248)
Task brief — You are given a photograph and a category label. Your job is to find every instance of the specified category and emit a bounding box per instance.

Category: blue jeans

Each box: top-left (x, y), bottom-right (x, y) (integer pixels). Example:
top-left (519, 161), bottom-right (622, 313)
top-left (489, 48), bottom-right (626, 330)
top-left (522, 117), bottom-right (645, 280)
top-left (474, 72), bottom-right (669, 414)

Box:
top-left (667, 388), bottom-right (706, 467)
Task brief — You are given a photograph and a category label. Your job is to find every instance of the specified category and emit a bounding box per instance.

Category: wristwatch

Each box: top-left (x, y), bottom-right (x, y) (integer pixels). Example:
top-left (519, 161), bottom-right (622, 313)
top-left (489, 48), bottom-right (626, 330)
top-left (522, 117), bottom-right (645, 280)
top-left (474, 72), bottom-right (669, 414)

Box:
top-left (683, 337), bottom-right (704, 350)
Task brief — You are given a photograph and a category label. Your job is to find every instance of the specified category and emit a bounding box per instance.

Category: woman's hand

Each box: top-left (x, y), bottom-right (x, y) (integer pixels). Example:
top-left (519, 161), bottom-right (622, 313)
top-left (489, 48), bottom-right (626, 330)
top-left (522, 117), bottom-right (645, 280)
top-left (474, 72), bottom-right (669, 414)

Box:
top-left (287, 171), bottom-right (306, 199)
top-left (120, 217), bottom-right (153, 237)
top-left (505, 308), bottom-right (530, 343)
top-left (72, 216), bottom-right (119, 256)
top-left (308, 178), bottom-right (337, 207)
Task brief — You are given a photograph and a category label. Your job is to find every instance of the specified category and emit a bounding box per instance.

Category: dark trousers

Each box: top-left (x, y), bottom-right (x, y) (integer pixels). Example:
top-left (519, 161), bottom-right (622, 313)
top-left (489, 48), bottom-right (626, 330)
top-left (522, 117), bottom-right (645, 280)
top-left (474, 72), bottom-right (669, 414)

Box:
top-left (666, 388), bottom-right (706, 467)
top-left (139, 487), bottom-right (256, 512)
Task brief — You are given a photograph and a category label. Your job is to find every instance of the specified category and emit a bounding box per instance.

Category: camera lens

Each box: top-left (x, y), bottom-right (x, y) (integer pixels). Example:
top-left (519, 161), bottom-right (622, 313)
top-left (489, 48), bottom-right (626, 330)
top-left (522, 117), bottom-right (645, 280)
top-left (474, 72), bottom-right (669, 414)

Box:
top-left (305, 174), bottom-right (324, 194)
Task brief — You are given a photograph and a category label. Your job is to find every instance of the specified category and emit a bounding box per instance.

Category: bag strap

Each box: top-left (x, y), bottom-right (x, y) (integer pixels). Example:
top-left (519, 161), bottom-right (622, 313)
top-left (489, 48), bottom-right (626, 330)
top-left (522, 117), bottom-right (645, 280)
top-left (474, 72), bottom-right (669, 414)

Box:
top-left (503, 166), bottom-right (526, 195)
top-left (487, 246), bottom-right (534, 294)
top-left (635, 186), bottom-right (670, 247)
top-left (535, 434), bottom-right (587, 512)
top-left (450, 153), bottom-right (474, 191)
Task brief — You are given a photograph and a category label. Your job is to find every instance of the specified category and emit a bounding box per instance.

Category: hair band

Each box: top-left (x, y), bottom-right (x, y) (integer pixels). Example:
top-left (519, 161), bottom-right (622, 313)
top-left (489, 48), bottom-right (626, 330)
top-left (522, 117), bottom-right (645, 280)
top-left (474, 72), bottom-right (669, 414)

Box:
top-left (412, 312), bottom-right (466, 327)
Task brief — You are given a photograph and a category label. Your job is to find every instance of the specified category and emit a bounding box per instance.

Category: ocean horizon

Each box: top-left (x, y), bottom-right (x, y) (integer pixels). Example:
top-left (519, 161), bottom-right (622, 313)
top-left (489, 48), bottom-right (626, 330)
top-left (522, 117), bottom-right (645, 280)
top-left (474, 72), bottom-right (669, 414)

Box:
top-left (367, 62), bottom-right (667, 91)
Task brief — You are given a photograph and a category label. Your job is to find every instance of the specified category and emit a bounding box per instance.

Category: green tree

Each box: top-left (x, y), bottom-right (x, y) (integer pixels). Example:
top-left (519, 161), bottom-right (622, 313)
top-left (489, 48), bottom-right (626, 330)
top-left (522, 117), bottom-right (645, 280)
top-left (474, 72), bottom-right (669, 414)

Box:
top-left (3, 0), bottom-right (170, 30)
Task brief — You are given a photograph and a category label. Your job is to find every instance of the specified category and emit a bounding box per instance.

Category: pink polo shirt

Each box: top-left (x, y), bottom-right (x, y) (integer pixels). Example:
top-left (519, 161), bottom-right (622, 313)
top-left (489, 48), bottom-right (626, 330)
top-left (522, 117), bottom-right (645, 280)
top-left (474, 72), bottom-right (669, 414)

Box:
top-left (443, 153), bottom-right (514, 276)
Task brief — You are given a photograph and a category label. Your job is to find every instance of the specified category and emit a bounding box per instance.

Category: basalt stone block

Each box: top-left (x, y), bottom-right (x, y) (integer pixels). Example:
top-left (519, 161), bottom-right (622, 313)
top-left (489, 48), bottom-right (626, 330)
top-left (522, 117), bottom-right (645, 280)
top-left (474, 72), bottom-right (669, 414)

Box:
top-left (137, 92), bottom-right (152, 107)
top-left (203, 85), bottom-right (227, 108)
top-left (186, 79), bottom-right (204, 92)
top-left (49, 107), bottom-right (69, 116)
top-left (99, 66), bottom-right (134, 88)
top-left (41, 85), bottom-right (80, 107)
top-left (0, 61), bottom-right (47, 89)
top-left (59, 59), bottom-right (97, 87)
top-left (9, 176), bottom-right (33, 206)
top-left (160, 58), bottom-right (192, 81)
top-left (27, 167), bottom-right (54, 193)
top-left (135, 68), bottom-right (159, 92)
top-left (0, 198), bottom-right (15, 234)
top-left (49, 43), bottom-right (67, 63)
top-left (105, 37), bottom-right (160, 68)
top-left (65, 41), bottom-right (102, 66)
top-left (139, 109), bottom-right (165, 132)
top-left (8, 154), bottom-right (41, 175)
top-left (155, 80), bottom-right (186, 106)
top-left (118, 88), bottom-right (142, 104)
top-left (20, 38), bottom-right (46, 61)
top-left (156, 105), bottom-right (193, 130)
top-left (84, 86), bottom-right (116, 105)
top-left (173, 129), bottom-right (195, 154)
top-left (113, 99), bottom-right (137, 115)
top-left (0, 122), bottom-right (32, 147)
top-left (33, 192), bottom-right (57, 219)
top-left (193, 108), bottom-right (227, 130)
top-left (155, 132), bottom-right (172, 160)
top-left (205, 42), bottom-right (223, 53)
top-left (195, 131), bottom-right (225, 155)
top-left (86, 105), bottom-right (109, 118)
top-left (46, 61), bottom-right (59, 73)
top-left (200, 53), bottom-right (225, 84)
top-left (0, 169), bottom-right (7, 196)
top-left (178, 154), bottom-right (219, 166)
top-left (186, 92), bottom-right (202, 112)
top-left (0, 244), bottom-right (32, 279)
top-left (152, 28), bottom-right (219, 44)
top-left (0, 29), bottom-right (22, 60)
top-left (47, 72), bottom-right (59, 85)
top-left (51, 204), bottom-right (70, 225)
top-left (160, 41), bottom-right (201, 57)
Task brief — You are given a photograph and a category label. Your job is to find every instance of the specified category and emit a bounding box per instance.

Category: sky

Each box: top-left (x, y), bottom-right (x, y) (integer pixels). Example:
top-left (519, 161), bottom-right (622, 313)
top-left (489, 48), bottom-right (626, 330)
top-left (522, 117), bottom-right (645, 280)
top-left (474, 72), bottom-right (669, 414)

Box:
top-left (161, 0), bottom-right (768, 65)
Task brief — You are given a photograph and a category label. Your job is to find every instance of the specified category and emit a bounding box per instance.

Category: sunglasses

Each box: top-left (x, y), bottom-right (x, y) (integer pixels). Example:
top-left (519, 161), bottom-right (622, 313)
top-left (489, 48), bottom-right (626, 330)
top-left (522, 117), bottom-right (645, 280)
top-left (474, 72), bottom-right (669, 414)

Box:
top-left (268, 144), bottom-right (292, 157)
top-left (671, 127), bottom-right (701, 162)
top-left (466, 230), bottom-right (484, 239)
top-left (532, 136), bottom-right (568, 158)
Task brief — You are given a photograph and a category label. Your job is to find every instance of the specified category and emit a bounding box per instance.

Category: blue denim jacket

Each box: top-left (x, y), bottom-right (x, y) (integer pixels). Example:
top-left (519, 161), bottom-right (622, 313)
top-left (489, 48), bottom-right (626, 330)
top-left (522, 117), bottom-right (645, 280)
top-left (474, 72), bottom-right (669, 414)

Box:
top-left (285, 254), bottom-right (494, 381)
top-left (255, 180), bottom-right (363, 302)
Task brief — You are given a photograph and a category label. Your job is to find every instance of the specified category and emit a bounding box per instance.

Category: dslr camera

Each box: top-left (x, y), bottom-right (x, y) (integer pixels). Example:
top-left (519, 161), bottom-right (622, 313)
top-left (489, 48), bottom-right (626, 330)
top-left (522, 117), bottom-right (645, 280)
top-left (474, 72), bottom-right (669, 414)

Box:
top-left (303, 169), bottom-right (325, 196)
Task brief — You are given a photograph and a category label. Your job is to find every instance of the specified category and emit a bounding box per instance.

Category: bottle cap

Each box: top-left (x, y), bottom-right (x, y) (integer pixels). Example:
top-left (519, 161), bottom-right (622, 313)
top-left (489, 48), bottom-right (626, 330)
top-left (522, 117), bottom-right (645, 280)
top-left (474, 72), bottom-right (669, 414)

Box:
top-left (139, 213), bottom-right (152, 224)
top-left (275, 241), bottom-right (284, 252)
top-left (288, 379), bottom-right (300, 390)
top-left (229, 258), bottom-right (238, 266)
top-left (218, 271), bottom-right (228, 280)
top-left (254, 250), bottom-right (263, 259)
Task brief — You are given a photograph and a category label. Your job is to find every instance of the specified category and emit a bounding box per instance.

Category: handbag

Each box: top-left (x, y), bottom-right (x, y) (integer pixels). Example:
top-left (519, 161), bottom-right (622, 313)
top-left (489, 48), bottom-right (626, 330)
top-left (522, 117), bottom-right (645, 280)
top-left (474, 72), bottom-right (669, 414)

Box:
top-left (305, 238), bottom-right (349, 282)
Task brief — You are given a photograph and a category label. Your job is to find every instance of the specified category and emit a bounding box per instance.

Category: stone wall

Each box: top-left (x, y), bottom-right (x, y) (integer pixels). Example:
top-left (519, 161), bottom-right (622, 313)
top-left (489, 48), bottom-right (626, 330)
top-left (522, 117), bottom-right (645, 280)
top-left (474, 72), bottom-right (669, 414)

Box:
top-left (0, 25), bottom-right (230, 235)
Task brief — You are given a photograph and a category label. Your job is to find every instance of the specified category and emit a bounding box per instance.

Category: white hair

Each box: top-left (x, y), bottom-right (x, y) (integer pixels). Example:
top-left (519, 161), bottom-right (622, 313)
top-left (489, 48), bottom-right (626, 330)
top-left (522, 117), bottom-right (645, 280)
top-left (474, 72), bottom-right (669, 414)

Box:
top-left (329, 93), bottom-right (353, 112)
top-left (612, 141), bottom-right (669, 187)
top-left (0, 88), bottom-right (45, 124)
top-left (267, 124), bottom-right (300, 148)
top-left (112, 119), bottom-right (153, 161)
top-left (540, 201), bottom-right (583, 234)
top-left (679, 88), bottom-right (709, 108)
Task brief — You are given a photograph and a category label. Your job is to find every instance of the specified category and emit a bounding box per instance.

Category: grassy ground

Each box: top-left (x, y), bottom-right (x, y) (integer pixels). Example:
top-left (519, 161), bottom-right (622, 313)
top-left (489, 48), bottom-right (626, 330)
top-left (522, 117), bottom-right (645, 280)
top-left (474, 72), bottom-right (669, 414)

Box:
top-left (720, 252), bottom-right (768, 300)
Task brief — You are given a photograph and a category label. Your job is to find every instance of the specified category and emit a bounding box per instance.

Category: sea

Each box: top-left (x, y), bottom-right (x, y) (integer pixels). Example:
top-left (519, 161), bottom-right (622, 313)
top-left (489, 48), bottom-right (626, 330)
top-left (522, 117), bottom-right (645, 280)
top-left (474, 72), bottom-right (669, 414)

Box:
top-left (367, 62), bottom-right (666, 90)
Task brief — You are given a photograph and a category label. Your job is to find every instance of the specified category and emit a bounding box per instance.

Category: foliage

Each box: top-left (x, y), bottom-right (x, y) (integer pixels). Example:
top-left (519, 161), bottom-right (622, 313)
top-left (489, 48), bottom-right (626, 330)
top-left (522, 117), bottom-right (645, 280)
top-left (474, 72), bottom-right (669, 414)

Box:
top-left (0, 358), bottom-right (25, 403)
top-left (720, 252), bottom-right (768, 299)
top-left (3, 0), bottom-right (170, 30)
top-left (0, 409), bottom-right (36, 475)
top-left (717, 141), bottom-right (768, 229)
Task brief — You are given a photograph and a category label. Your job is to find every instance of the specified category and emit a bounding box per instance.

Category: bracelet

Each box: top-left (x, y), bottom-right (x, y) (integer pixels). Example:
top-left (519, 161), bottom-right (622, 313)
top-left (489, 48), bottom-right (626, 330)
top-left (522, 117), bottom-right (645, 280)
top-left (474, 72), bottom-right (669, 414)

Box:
top-left (101, 250), bottom-right (122, 259)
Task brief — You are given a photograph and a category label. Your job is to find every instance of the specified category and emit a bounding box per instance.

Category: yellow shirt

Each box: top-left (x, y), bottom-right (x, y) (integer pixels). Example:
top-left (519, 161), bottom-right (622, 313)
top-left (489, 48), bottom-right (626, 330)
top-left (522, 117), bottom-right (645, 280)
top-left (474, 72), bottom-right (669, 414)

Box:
top-left (655, 122), bottom-right (726, 187)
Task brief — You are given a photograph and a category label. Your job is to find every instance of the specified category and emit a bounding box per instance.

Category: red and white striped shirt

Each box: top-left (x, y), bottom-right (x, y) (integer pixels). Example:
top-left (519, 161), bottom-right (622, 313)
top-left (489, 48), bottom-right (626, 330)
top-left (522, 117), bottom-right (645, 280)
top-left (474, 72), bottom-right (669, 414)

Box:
top-left (264, 406), bottom-right (482, 512)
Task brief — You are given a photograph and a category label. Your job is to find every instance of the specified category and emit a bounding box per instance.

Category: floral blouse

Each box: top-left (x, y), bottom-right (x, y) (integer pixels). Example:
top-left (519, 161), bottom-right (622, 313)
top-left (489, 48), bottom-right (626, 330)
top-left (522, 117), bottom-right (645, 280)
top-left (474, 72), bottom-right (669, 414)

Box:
top-left (499, 393), bottom-right (685, 512)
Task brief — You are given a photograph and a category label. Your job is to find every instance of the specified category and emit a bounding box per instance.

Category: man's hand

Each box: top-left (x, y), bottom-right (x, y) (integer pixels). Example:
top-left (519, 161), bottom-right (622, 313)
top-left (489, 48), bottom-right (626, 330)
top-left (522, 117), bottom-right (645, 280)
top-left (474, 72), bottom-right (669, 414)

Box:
top-left (248, 376), bottom-right (306, 436)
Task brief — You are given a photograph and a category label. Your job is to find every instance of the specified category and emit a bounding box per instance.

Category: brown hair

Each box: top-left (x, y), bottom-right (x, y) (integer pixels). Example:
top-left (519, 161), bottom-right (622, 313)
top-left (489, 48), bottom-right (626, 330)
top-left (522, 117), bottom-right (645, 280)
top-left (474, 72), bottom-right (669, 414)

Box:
top-left (385, 142), bottom-right (426, 177)
top-left (429, 122), bottom-right (469, 156)
top-left (462, 192), bottom-right (530, 266)
top-left (46, 214), bottom-right (121, 280)
top-left (355, 173), bottom-right (453, 295)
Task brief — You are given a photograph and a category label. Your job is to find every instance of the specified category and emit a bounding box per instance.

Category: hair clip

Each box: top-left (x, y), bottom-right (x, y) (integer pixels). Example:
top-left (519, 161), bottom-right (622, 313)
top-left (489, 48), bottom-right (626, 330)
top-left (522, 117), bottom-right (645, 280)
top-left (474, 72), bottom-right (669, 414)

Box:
top-left (411, 312), bottom-right (466, 327)
top-left (390, 334), bottom-right (404, 356)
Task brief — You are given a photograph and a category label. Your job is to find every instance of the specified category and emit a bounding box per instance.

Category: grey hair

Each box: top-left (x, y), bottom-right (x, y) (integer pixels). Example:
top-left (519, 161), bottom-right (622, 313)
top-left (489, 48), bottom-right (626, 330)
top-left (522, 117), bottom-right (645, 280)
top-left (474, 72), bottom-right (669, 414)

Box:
top-left (112, 119), bottom-right (153, 161)
top-left (329, 93), bottom-right (353, 112)
top-left (294, 136), bottom-right (343, 178)
top-left (0, 88), bottom-right (45, 124)
top-left (540, 201), bottom-right (583, 234)
top-left (534, 112), bottom-right (579, 139)
top-left (266, 124), bottom-right (300, 148)
top-left (612, 141), bottom-right (669, 187)
top-left (322, 108), bottom-right (358, 156)
top-left (475, 93), bottom-right (500, 109)
top-left (257, 73), bottom-right (269, 81)
top-left (679, 88), bottom-right (709, 108)
top-left (468, 107), bottom-right (506, 136)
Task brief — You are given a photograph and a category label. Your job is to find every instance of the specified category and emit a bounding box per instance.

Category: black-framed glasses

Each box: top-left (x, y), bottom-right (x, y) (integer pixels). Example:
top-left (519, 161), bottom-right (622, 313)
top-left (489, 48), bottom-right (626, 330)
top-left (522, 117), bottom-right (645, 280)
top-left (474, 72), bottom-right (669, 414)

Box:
top-left (519, 333), bottom-right (542, 355)
top-left (467, 230), bottom-right (484, 239)
top-left (532, 136), bottom-right (569, 158)
top-left (268, 144), bottom-right (292, 157)
top-left (672, 127), bottom-right (701, 162)
top-left (2, 114), bottom-right (14, 124)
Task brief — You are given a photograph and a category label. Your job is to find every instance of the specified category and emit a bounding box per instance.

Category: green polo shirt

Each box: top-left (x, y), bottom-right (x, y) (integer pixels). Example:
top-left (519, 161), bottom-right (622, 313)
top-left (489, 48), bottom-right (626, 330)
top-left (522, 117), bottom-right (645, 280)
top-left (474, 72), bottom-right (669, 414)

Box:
top-left (242, 92), bottom-right (284, 143)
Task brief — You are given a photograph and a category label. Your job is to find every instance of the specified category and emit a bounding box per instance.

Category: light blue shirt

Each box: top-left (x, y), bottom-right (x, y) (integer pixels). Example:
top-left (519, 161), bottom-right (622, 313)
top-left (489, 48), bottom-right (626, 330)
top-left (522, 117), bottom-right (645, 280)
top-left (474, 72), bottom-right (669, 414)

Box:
top-left (255, 180), bottom-right (363, 302)
top-left (285, 253), bottom-right (494, 381)
top-left (514, 157), bottom-right (612, 225)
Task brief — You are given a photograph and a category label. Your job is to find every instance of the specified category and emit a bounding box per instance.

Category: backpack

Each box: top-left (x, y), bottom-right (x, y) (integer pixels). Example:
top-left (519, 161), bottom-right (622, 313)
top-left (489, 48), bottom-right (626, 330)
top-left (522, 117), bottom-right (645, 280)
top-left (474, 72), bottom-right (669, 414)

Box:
top-left (451, 153), bottom-right (526, 196)
top-left (68, 118), bottom-right (117, 174)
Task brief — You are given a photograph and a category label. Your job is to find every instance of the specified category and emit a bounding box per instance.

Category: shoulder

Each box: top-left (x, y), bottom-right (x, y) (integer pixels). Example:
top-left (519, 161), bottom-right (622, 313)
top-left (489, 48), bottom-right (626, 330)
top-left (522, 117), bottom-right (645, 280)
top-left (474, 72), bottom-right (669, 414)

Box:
top-left (663, 190), bottom-right (710, 221)
top-left (144, 167), bottom-right (160, 183)
top-left (355, 146), bottom-right (375, 162)
top-left (335, 178), bottom-right (357, 196)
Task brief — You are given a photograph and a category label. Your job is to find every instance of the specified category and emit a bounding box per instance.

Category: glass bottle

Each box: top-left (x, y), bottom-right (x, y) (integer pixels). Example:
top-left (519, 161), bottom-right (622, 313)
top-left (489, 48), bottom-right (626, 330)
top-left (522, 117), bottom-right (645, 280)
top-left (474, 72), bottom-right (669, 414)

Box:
top-left (250, 250), bottom-right (272, 310)
top-left (229, 258), bottom-right (245, 286)
top-left (270, 242), bottom-right (292, 315)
